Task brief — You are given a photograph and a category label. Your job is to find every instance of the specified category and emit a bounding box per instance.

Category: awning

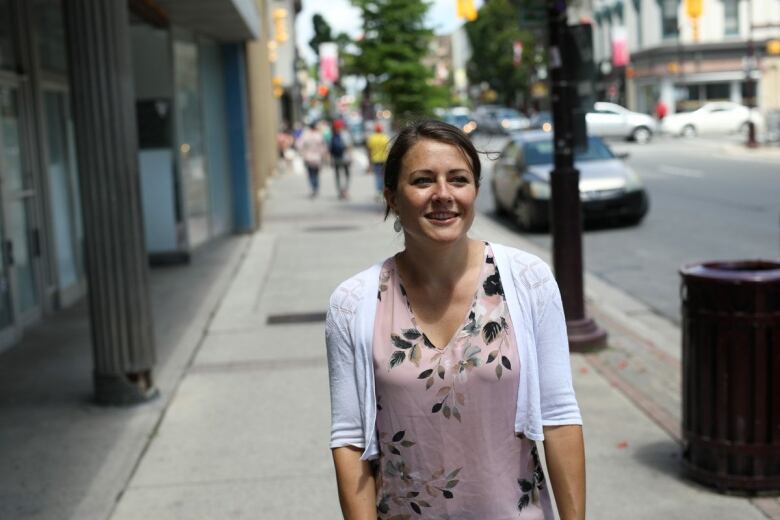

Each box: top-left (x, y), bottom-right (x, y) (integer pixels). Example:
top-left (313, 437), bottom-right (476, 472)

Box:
top-left (154, 0), bottom-right (260, 41)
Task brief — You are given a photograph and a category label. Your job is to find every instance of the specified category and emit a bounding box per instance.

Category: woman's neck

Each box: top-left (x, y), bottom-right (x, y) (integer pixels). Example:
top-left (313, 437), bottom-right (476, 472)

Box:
top-left (397, 237), bottom-right (483, 291)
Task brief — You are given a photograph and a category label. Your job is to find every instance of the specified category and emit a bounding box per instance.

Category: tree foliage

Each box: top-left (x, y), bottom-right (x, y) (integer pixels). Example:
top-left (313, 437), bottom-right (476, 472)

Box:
top-left (465, 0), bottom-right (539, 107)
top-left (351, 0), bottom-right (447, 122)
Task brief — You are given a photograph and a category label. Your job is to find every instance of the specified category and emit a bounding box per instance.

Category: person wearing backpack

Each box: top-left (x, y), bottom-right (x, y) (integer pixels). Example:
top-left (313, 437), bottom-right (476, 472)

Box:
top-left (330, 119), bottom-right (352, 200)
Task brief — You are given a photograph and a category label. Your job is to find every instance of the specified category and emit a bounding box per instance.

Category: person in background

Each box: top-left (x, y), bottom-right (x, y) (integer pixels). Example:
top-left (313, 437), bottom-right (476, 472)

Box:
top-left (655, 98), bottom-right (668, 121)
top-left (330, 119), bottom-right (353, 200)
top-left (366, 122), bottom-right (390, 203)
top-left (326, 120), bottom-right (585, 519)
top-left (296, 122), bottom-right (328, 198)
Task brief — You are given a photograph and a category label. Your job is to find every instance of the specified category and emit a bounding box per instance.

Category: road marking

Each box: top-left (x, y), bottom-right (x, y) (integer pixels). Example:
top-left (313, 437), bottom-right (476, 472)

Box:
top-left (657, 165), bottom-right (704, 178)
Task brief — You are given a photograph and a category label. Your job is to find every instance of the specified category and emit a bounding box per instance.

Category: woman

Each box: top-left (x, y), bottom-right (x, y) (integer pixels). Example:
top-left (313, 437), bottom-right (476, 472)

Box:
top-left (297, 122), bottom-right (328, 198)
top-left (326, 120), bottom-right (585, 519)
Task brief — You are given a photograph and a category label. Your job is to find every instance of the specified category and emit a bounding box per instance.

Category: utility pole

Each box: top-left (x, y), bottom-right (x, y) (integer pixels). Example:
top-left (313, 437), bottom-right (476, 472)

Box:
top-left (745, 0), bottom-right (759, 147)
top-left (546, 0), bottom-right (607, 351)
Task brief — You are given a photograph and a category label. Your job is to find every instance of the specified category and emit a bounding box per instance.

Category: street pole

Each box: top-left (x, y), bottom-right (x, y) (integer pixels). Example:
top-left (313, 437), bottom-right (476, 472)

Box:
top-left (746, 0), bottom-right (759, 148)
top-left (546, 0), bottom-right (607, 351)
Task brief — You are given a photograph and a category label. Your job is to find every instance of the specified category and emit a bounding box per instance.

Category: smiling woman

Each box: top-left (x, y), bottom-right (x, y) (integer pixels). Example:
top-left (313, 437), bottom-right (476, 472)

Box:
top-left (325, 120), bottom-right (586, 519)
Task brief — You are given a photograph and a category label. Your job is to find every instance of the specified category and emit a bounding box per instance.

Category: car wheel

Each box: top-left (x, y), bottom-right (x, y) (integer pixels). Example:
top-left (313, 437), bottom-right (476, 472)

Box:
top-left (514, 195), bottom-right (541, 232)
top-left (681, 124), bottom-right (696, 138)
top-left (631, 126), bottom-right (652, 144)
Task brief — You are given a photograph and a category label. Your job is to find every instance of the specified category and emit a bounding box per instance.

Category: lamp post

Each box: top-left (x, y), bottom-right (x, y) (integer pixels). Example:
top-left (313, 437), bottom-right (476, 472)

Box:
top-left (546, 0), bottom-right (607, 351)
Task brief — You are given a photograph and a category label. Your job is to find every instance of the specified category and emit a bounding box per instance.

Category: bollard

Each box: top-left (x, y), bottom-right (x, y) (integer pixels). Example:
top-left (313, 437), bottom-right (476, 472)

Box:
top-left (680, 260), bottom-right (780, 492)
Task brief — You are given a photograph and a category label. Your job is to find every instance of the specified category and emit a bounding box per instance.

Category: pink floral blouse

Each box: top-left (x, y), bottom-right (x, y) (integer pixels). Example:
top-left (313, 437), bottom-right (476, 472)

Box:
top-left (372, 244), bottom-right (555, 519)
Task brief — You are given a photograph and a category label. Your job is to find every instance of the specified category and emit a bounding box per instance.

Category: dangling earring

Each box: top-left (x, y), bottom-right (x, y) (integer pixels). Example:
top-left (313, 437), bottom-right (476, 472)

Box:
top-left (393, 216), bottom-right (402, 232)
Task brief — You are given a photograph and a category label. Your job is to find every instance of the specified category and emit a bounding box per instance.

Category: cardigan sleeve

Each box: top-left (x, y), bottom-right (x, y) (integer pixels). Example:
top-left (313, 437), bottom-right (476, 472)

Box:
top-left (534, 264), bottom-right (583, 426)
top-left (325, 301), bottom-right (365, 450)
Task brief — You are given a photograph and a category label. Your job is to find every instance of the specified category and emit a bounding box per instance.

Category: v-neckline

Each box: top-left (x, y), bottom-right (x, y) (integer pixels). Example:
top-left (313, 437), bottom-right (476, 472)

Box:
top-left (394, 244), bottom-right (488, 352)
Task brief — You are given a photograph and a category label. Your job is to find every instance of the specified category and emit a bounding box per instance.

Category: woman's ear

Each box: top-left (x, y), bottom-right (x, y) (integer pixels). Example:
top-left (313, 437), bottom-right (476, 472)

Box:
top-left (383, 187), bottom-right (396, 213)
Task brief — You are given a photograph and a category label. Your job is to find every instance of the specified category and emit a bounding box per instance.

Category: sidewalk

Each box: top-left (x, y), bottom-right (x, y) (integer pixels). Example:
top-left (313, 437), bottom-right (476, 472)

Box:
top-left (105, 158), bottom-right (777, 519)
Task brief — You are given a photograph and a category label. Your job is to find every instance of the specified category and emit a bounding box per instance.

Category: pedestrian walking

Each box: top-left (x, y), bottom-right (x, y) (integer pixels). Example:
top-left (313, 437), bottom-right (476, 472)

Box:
top-left (366, 123), bottom-right (390, 202)
top-left (655, 98), bottom-right (668, 121)
top-left (296, 122), bottom-right (328, 198)
top-left (330, 119), bottom-right (352, 200)
top-left (326, 120), bottom-right (586, 519)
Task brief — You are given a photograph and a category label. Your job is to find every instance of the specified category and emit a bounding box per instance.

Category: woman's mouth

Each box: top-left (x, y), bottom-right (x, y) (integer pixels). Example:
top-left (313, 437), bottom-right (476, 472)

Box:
top-left (425, 211), bottom-right (459, 224)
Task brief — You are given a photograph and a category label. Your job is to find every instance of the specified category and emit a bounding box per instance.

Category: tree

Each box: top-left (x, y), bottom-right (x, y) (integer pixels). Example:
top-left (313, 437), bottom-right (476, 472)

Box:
top-left (351, 0), bottom-right (447, 122)
top-left (308, 14), bottom-right (334, 57)
top-left (465, 0), bottom-right (539, 108)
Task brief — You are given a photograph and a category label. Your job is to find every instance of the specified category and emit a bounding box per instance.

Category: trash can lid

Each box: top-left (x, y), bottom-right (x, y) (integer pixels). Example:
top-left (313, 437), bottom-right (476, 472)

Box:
top-left (680, 260), bottom-right (780, 283)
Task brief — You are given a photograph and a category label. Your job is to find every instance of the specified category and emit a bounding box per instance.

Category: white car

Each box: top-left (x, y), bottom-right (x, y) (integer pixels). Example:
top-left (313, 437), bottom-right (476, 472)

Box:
top-left (660, 101), bottom-right (764, 137)
top-left (586, 102), bottom-right (657, 144)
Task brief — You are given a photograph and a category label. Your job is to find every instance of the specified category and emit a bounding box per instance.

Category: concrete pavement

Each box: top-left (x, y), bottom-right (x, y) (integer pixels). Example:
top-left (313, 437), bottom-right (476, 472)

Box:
top-left (106, 153), bottom-right (777, 519)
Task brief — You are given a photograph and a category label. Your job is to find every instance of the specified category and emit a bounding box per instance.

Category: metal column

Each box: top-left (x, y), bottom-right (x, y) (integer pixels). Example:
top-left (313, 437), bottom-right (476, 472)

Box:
top-left (63, 0), bottom-right (157, 404)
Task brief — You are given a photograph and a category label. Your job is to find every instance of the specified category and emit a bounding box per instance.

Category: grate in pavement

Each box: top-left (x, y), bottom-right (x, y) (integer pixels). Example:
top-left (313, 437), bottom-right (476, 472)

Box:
top-left (302, 224), bottom-right (360, 232)
top-left (266, 311), bottom-right (327, 325)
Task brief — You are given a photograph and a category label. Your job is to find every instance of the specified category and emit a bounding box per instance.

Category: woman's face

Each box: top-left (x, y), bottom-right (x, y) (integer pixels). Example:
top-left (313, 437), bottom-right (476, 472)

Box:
top-left (386, 139), bottom-right (478, 247)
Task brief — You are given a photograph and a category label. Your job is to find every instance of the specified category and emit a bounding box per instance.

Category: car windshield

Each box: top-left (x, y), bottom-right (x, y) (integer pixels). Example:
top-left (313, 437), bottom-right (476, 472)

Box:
top-left (497, 109), bottom-right (522, 119)
top-left (523, 137), bottom-right (614, 165)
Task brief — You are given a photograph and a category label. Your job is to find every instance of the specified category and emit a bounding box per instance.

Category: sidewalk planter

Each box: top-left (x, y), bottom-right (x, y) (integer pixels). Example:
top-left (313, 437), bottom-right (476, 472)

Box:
top-left (680, 260), bottom-right (780, 493)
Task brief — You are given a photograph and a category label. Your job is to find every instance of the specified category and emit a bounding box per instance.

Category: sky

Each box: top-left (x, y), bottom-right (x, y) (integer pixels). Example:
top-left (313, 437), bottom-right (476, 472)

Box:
top-left (295, 0), bottom-right (484, 63)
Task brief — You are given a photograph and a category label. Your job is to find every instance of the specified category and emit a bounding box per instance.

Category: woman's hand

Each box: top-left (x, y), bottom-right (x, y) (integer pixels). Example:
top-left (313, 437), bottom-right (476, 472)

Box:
top-left (332, 446), bottom-right (377, 519)
top-left (543, 424), bottom-right (586, 520)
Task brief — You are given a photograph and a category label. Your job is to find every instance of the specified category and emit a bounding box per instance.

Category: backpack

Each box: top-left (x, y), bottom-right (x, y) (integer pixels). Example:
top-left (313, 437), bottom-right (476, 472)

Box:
top-left (330, 132), bottom-right (346, 158)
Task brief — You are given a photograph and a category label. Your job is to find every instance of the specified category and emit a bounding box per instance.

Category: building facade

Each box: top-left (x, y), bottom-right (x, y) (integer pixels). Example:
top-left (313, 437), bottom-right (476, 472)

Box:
top-left (0, 0), bottom-right (282, 400)
top-left (590, 0), bottom-right (780, 115)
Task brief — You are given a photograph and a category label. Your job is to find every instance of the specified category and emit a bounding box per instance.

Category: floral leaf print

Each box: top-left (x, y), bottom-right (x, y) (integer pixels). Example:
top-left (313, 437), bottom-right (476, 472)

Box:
top-left (417, 369), bottom-right (433, 379)
top-left (482, 320), bottom-right (502, 344)
top-left (387, 515), bottom-right (411, 520)
top-left (431, 402), bottom-right (443, 413)
top-left (435, 386), bottom-right (451, 398)
top-left (517, 493), bottom-right (530, 511)
top-left (389, 351), bottom-right (406, 369)
top-left (443, 405), bottom-right (451, 419)
top-left (462, 310), bottom-right (479, 335)
top-left (422, 333), bottom-right (437, 350)
top-left (445, 468), bottom-right (461, 480)
top-left (403, 328), bottom-right (422, 340)
top-left (519, 478), bottom-right (534, 492)
top-left (409, 344), bottom-right (421, 367)
top-left (392, 430), bottom-right (406, 442)
top-left (410, 502), bottom-right (421, 514)
top-left (487, 349), bottom-right (499, 364)
top-left (445, 479), bottom-right (459, 488)
top-left (425, 377), bottom-right (434, 389)
top-left (463, 344), bottom-right (481, 360)
top-left (400, 440), bottom-right (415, 447)
top-left (391, 334), bottom-right (413, 349)
top-left (455, 392), bottom-right (465, 406)
top-left (437, 365), bottom-right (445, 379)
top-left (452, 407), bottom-right (461, 422)
top-left (483, 271), bottom-right (504, 297)
top-left (501, 355), bottom-right (512, 370)
top-left (442, 490), bottom-right (454, 499)
top-left (496, 363), bottom-right (503, 380)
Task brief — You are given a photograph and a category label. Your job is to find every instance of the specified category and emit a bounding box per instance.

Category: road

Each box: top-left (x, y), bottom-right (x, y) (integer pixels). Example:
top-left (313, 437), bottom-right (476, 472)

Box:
top-left (473, 133), bottom-right (780, 323)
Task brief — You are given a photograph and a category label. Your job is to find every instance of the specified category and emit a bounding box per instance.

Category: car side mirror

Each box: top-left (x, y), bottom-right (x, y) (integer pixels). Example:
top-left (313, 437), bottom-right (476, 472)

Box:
top-left (615, 152), bottom-right (630, 160)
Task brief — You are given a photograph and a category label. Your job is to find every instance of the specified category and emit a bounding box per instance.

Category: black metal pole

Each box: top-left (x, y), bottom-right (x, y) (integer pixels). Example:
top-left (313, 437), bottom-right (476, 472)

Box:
top-left (547, 0), bottom-right (607, 351)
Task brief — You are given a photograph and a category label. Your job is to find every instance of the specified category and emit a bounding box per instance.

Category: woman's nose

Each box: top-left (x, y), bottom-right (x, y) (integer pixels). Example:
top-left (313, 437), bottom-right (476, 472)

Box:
top-left (432, 179), bottom-right (452, 201)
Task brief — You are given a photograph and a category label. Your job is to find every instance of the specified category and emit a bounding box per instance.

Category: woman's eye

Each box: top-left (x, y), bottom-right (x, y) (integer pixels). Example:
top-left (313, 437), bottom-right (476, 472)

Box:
top-left (413, 177), bottom-right (432, 185)
top-left (452, 176), bottom-right (470, 184)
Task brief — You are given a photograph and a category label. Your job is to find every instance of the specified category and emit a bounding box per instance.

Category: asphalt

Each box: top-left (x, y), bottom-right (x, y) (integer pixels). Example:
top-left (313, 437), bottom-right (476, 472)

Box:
top-left (1, 149), bottom-right (778, 519)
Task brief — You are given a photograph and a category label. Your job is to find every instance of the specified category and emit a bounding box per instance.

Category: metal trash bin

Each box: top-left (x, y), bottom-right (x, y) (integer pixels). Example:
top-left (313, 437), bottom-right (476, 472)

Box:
top-left (680, 260), bottom-right (780, 492)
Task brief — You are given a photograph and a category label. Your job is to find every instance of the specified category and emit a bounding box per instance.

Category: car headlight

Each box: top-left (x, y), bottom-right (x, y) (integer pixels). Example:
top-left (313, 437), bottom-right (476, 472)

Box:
top-left (624, 167), bottom-right (643, 192)
top-left (528, 180), bottom-right (550, 200)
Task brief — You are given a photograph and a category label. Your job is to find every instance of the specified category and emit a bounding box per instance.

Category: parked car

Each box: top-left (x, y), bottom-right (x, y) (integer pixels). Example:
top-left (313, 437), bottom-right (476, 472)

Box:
top-left (491, 131), bottom-right (649, 231)
top-left (474, 106), bottom-right (530, 134)
top-left (528, 111), bottom-right (553, 132)
top-left (586, 102), bottom-right (657, 144)
top-left (660, 101), bottom-right (764, 137)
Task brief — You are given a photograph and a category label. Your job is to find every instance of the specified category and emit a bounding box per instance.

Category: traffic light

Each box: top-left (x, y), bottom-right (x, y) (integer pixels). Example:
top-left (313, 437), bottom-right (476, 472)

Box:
top-left (456, 0), bottom-right (477, 21)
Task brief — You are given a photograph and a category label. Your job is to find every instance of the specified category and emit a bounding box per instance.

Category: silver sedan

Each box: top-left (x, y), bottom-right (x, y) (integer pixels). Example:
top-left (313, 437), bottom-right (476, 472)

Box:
top-left (586, 102), bottom-right (658, 144)
top-left (491, 131), bottom-right (649, 231)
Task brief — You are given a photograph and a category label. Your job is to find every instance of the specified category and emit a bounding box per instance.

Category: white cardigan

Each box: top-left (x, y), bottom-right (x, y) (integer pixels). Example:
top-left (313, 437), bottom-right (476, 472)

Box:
top-left (325, 242), bottom-right (581, 460)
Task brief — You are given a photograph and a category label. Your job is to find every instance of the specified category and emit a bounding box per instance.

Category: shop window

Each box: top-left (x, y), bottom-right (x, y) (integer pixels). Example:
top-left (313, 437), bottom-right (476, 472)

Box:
top-left (34, 0), bottom-right (68, 74)
top-left (723, 0), bottom-right (739, 36)
top-left (705, 82), bottom-right (730, 100)
top-left (0, 0), bottom-right (18, 71)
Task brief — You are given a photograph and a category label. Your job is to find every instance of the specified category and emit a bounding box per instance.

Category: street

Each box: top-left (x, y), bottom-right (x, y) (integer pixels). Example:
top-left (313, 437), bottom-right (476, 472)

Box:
top-left (474, 133), bottom-right (780, 324)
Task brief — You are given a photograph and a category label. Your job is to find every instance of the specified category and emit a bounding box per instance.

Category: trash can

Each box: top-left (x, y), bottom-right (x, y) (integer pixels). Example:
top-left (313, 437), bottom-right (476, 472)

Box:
top-left (680, 260), bottom-right (780, 492)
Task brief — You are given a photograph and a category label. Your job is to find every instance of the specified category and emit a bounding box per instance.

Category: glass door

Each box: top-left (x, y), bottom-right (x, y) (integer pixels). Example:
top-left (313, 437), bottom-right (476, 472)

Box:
top-left (0, 84), bottom-right (41, 328)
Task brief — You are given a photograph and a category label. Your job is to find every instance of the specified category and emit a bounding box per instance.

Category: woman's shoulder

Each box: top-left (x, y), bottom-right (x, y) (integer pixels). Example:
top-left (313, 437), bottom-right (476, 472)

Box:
top-left (489, 242), bottom-right (556, 292)
top-left (328, 261), bottom-right (385, 315)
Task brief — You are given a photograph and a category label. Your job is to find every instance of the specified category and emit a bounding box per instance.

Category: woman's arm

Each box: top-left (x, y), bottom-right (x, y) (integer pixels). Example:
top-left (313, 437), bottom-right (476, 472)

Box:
top-left (332, 446), bottom-right (377, 519)
top-left (543, 424), bottom-right (586, 520)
